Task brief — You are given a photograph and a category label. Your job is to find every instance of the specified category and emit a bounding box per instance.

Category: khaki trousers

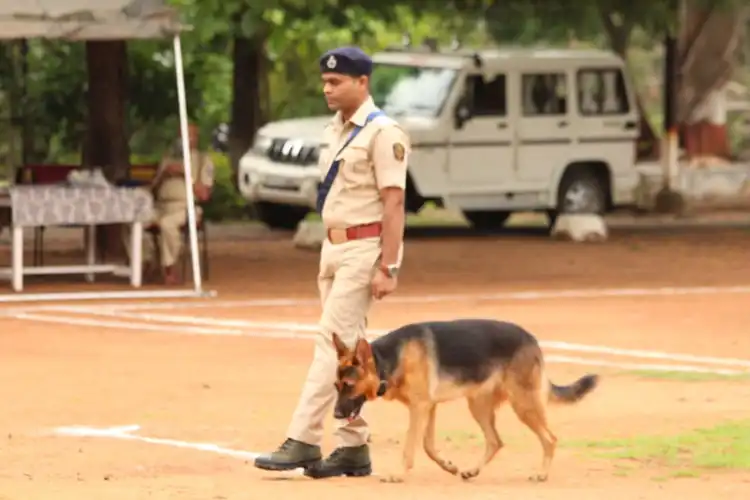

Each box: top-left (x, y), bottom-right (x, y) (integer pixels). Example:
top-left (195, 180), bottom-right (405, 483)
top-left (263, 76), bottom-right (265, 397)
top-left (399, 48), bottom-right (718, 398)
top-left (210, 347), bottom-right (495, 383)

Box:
top-left (123, 200), bottom-right (187, 268)
top-left (286, 236), bottom-right (383, 448)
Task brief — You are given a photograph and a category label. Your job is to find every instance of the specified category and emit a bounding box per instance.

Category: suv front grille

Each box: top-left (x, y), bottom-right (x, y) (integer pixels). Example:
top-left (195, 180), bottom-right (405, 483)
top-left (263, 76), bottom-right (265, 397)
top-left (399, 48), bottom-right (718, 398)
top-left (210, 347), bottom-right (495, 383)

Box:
top-left (267, 138), bottom-right (318, 166)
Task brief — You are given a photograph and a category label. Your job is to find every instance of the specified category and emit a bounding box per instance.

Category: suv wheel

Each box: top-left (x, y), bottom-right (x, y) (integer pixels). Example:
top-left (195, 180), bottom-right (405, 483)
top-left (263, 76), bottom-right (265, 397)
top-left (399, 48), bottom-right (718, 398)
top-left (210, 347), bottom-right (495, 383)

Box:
top-left (253, 202), bottom-right (309, 230)
top-left (557, 172), bottom-right (606, 214)
top-left (463, 210), bottom-right (511, 230)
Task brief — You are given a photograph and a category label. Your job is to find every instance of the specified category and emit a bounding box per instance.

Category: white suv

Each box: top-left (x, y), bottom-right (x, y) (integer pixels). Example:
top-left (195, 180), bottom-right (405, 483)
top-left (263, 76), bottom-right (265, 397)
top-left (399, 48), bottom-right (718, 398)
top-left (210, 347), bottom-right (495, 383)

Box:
top-left (238, 46), bottom-right (641, 229)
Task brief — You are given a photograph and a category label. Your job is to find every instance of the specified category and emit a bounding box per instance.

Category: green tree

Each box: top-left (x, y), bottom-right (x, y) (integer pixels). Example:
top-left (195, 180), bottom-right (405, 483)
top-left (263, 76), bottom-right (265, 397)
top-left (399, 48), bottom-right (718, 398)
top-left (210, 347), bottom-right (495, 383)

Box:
top-left (168, 0), bottom-right (493, 190)
top-left (481, 0), bottom-right (677, 158)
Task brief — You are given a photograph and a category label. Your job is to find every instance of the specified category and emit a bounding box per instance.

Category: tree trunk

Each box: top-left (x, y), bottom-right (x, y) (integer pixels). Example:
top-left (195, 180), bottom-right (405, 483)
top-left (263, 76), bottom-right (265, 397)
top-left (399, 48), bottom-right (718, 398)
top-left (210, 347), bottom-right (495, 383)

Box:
top-left (677, 3), bottom-right (748, 159)
top-left (18, 40), bottom-right (37, 165)
top-left (84, 41), bottom-right (130, 259)
top-left (228, 34), bottom-right (267, 195)
top-left (600, 10), bottom-right (660, 160)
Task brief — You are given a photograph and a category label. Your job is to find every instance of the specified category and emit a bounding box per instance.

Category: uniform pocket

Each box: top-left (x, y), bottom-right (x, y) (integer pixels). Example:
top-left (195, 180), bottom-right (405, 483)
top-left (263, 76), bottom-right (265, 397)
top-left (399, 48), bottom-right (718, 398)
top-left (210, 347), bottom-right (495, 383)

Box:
top-left (338, 147), bottom-right (373, 188)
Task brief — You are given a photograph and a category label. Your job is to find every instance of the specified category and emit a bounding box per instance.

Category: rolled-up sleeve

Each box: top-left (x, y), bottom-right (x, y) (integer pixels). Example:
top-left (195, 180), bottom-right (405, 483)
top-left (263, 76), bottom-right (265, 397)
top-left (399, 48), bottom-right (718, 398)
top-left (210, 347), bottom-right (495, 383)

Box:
top-left (372, 124), bottom-right (410, 190)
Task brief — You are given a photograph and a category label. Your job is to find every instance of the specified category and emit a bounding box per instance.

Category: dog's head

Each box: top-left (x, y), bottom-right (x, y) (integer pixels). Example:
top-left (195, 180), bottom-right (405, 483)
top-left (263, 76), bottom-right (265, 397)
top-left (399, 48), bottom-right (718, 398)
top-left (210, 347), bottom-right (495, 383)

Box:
top-left (331, 333), bottom-right (381, 422)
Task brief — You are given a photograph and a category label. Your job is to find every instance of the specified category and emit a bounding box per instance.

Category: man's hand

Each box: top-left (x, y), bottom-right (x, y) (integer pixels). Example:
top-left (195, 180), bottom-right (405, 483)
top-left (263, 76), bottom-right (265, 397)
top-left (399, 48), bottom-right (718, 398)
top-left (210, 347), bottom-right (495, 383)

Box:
top-left (193, 183), bottom-right (210, 202)
top-left (371, 268), bottom-right (397, 300)
top-left (165, 162), bottom-right (183, 176)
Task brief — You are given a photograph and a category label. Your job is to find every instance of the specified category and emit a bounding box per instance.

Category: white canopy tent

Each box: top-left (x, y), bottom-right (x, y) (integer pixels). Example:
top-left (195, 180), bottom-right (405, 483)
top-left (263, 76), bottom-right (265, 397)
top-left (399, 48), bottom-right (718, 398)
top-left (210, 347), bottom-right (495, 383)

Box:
top-left (0, 0), bottom-right (213, 303)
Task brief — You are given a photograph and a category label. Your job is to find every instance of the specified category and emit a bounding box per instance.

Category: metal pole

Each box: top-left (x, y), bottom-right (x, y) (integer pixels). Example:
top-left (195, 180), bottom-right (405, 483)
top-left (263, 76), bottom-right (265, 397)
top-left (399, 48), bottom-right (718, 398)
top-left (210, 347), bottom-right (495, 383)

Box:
top-left (172, 34), bottom-right (202, 292)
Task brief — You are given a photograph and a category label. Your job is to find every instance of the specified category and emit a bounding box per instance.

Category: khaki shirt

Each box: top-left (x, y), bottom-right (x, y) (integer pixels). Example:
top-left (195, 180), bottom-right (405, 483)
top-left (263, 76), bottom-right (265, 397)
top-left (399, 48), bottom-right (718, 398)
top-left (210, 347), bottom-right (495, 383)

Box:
top-left (319, 96), bottom-right (411, 228)
top-left (155, 149), bottom-right (215, 203)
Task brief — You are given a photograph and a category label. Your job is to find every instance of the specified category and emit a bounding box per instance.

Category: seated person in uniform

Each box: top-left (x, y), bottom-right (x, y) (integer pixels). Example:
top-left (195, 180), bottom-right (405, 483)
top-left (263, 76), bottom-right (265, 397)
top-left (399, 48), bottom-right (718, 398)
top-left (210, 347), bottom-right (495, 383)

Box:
top-left (124, 123), bottom-right (214, 284)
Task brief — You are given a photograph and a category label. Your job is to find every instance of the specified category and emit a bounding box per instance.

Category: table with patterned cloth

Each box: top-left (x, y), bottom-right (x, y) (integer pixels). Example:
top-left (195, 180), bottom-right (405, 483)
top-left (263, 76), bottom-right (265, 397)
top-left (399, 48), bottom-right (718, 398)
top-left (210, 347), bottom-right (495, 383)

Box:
top-left (0, 185), bottom-right (154, 292)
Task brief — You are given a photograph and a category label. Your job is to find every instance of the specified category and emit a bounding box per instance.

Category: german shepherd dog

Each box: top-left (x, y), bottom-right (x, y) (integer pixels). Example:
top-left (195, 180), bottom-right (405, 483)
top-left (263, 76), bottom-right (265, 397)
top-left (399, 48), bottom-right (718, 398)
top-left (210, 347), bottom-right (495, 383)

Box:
top-left (332, 319), bottom-right (599, 483)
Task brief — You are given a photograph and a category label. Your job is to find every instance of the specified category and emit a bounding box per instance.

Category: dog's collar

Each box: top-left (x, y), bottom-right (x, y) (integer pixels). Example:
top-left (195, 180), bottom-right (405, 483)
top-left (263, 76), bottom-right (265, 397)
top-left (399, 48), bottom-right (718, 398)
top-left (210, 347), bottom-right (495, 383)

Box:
top-left (376, 378), bottom-right (388, 397)
top-left (372, 347), bottom-right (388, 398)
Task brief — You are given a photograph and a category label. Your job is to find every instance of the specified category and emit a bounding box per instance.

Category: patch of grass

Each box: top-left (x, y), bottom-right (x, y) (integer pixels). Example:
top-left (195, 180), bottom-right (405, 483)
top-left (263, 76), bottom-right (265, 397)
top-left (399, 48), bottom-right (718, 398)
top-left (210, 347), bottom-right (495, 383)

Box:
top-left (405, 212), bottom-right (467, 227)
top-left (405, 204), bottom-right (468, 227)
top-left (505, 211), bottom-right (550, 227)
top-left (624, 369), bottom-right (750, 382)
top-left (305, 204), bottom-right (469, 227)
top-left (611, 462), bottom-right (636, 477)
top-left (304, 205), bottom-right (553, 228)
top-left (565, 420), bottom-right (750, 480)
top-left (669, 468), bottom-right (702, 479)
top-left (651, 469), bottom-right (701, 482)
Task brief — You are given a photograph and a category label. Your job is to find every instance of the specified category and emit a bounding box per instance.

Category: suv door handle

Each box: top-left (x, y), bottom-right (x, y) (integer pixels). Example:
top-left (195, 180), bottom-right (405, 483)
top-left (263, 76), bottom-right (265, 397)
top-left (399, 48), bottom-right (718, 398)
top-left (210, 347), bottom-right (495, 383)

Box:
top-left (557, 120), bottom-right (568, 127)
top-left (497, 122), bottom-right (507, 129)
top-left (624, 120), bottom-right (637, 129)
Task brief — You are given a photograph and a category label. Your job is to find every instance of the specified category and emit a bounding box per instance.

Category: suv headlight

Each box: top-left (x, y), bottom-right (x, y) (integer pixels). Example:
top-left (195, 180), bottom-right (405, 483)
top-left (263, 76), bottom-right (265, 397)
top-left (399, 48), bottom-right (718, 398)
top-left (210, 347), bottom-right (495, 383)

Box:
top-left (251, 134), bottom-right (272, 155)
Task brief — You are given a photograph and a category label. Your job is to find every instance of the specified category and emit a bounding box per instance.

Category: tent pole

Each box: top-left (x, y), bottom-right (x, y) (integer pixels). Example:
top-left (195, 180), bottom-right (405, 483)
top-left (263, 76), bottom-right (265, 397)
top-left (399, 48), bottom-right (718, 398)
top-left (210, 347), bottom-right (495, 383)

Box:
top-left (172, 34), bottom-right (202, 293)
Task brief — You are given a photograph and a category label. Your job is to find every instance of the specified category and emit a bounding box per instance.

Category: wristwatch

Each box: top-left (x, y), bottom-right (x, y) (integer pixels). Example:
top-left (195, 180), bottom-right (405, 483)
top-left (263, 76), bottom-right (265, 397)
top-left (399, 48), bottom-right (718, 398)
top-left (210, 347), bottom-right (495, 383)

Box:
top-left (380, 263), bottom-right (400, 278)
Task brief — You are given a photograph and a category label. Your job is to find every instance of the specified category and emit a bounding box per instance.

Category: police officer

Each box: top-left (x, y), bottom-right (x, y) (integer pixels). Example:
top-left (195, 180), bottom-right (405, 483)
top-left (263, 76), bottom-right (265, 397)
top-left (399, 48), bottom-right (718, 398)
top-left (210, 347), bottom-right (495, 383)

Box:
top-left (254, 46), bottom-right (410, 478)
top-left (124, 123), bottom-right (214, 284)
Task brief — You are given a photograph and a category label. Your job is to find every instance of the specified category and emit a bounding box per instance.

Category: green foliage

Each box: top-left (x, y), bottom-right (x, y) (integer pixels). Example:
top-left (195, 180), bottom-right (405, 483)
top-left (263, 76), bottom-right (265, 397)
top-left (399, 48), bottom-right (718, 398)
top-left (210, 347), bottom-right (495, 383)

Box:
top-left (0, 37), bottom-right (218, 165)
top-left (201, 151), bottom-right (247, 222)
top-left (0, 0), bottom-right (673, 168)
top-left (1, 0), bottom-right (745, 209)
top-left (483, 0), bottom-right (677, 49)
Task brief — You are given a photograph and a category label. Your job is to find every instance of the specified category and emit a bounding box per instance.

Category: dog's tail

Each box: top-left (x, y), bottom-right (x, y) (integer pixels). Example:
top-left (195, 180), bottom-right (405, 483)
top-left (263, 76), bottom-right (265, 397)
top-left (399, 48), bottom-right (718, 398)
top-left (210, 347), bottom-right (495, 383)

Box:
top-left (548, 374), bottom-right (599, 404)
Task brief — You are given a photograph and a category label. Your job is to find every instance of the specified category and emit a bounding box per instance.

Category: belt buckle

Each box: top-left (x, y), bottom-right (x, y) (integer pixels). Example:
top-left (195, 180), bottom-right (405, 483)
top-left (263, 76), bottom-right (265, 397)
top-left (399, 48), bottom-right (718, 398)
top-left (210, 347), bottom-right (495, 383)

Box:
top-left (328, 228), bottom-right (348, 244)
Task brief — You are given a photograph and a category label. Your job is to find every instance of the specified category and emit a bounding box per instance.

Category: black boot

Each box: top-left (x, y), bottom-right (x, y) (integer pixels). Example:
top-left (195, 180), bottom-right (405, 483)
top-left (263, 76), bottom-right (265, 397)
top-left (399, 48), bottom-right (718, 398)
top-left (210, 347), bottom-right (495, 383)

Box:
top-left (303, 444), bottom-right (372, 479)
top-left (254, 438), bottom-right (322, 471)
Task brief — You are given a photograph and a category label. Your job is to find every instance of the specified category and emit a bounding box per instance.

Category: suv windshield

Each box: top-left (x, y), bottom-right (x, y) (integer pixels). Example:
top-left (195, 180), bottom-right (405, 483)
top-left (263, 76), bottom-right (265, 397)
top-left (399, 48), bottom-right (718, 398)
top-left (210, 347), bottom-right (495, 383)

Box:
top-left (370, 63), bottom-right (457, 118)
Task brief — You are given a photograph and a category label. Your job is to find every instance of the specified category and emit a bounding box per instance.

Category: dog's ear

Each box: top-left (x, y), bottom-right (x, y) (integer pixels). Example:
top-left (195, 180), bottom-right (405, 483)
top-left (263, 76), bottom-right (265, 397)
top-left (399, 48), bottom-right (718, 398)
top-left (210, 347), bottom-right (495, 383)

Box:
top-left (354, 337), bottom-right (372, 366)
top-left (332, 333), bottom-right (350, 359)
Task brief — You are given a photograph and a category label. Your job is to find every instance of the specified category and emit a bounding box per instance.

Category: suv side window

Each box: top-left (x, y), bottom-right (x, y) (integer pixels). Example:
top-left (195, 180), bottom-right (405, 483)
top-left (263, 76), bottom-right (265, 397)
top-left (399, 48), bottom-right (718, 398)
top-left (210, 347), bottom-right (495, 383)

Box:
top-left (577, 68), bottom-right (630, 115)
top-left (521, 73), bottom-right (567, 116)
top-left (466, 74), bottom-right (507, 116)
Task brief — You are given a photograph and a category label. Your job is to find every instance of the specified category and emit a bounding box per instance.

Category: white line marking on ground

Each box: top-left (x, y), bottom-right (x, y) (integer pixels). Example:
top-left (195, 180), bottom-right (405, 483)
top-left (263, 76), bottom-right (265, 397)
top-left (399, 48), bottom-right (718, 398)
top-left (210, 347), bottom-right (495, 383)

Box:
top-left (11, 312), bottom-right (247, 336)
top-left (545, 355), bottom-right (745, 375)
top-left (3, 284), bottom-right (750, 316)
top-left (95, 284), bottom-right (750, 310)
top-left (12, 310), bottom-right (750, 374)
top-left (9, 312), bottom-right (322, 340)
top-left (54, 425), bottom-right (263, 462)
top-left (542, 340), bottom-right (750, 369)
top-left (56, 310), bottom-right (750, 369)
top-left (41, 307), bottom-right (325, 333)
top-left (56, 425), bottom-right (141, 436)
top-left (0, 298), bottom-right (319, 316)
top-left (98, 284), bottom-right (750, 308)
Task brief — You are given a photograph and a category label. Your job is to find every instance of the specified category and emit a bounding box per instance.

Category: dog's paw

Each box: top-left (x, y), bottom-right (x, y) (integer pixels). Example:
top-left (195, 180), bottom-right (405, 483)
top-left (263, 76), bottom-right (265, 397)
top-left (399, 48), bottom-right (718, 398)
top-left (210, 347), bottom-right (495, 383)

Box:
top-left (528, 473), bottom-right (548, 483)
top-left (379, 474), bottom-right (404, 484)
top-left (459, 468), bottom-right (480, 481)
top-left (439, 460), bottom-right (459, 475)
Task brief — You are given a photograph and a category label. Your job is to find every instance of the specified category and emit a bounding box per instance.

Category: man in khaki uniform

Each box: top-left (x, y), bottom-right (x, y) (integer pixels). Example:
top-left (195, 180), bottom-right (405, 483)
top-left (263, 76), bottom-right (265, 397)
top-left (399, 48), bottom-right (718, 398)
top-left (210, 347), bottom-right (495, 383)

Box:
top-left (125, 123), bottom-right (214, 284)
top-left (254, 47), bottom-right (410, 479)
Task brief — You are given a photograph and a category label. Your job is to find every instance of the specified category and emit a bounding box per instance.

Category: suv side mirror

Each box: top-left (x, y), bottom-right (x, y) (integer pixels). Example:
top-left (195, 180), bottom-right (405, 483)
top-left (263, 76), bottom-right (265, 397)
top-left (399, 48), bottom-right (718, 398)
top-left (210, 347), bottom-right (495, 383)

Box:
top-left (454, 100), bottom-right (472, 129)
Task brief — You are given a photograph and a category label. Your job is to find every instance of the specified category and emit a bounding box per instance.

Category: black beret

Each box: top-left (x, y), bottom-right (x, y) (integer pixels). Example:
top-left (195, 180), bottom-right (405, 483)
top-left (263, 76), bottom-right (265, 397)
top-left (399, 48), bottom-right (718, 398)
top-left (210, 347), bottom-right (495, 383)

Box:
top-left (319, 46), bottom-right (373, 77)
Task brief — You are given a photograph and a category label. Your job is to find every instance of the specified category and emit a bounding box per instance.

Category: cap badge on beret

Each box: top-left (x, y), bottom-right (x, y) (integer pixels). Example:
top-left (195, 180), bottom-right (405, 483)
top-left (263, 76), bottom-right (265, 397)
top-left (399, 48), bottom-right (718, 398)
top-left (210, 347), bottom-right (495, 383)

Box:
top-left (326, 55), bottom-right (337, 69)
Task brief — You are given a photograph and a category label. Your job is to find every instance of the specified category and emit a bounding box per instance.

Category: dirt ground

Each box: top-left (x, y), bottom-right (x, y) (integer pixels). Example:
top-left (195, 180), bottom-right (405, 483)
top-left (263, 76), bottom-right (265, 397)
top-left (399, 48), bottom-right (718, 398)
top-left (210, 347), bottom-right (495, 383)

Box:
top-left (1, 225), bottom-right (750, 499)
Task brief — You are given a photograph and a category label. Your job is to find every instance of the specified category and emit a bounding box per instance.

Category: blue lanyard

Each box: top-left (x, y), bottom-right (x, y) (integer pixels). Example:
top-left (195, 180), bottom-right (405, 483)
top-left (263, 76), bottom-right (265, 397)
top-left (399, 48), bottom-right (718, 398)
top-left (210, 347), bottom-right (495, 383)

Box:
top-left (316, 110), bottom-right (385, 214)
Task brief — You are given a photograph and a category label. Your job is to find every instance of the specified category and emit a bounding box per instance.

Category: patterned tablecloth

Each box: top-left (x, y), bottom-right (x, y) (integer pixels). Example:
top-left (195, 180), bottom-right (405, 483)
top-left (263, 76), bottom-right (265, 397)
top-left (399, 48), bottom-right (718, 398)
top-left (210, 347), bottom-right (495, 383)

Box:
top-left (8, 185), bottom-right (154, 227)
